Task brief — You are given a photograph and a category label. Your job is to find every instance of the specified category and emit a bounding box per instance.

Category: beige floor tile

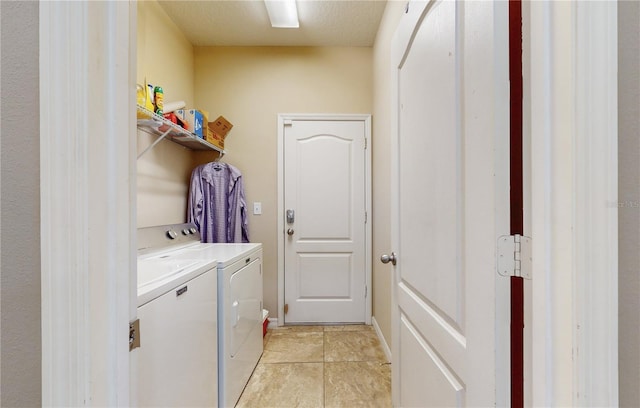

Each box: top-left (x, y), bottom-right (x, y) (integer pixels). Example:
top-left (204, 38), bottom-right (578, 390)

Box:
top-left (270, 325), bottom-right (325, 333)
top-left (261, 331), bottom-right (324, 363)
top-left (324, 325), bottom-right (375, 332)
top-left (236, 362), bottom-right (324, 408)
top-left (324, 361), bottom-right (392, 408)
top-left (324, 331), bottom-right (387, 363)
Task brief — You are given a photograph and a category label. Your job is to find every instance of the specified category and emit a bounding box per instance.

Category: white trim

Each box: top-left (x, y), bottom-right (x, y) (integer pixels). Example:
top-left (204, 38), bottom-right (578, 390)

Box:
top-left (40, 2), bottom-right (134, 406)
top-left (128, 2), bottom-right (139, 406)
top-left (529, 1), bottom-right (618, 405)
top-left (40, 4), bottom-right (89, 403)
top-left (372, 316), bottom-right (392, 363)
top-left (573, 1), bottom-right (618, 405)
top-left (276, 114), bottom-right (373, 327)
top-left (277, 115), bottom-right (285, 327)
top-left (364, 115), bottom-right (373, 326)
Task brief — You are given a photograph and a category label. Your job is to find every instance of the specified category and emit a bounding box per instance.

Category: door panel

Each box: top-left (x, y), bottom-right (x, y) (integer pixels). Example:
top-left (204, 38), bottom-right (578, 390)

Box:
top-left (284, 120), bottom-right (367, 323)
top-left (297, 135), bottom-right (353, 239)
top-left (399, 0), bottom-right (462, 329)
top-left (400, 315), bottom-right (464, 407)
top-left (298, 254), bottom-right (352, 298)
top-left (391, 1), bottom-right (510, 406)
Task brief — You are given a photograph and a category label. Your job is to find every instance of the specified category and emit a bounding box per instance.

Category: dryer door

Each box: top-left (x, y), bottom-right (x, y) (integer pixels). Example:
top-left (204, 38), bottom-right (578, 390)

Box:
top-left (228, 257), bottom-right (262, 358)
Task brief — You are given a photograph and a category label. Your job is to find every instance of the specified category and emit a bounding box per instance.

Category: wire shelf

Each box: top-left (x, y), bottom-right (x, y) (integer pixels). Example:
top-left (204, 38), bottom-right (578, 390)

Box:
top-left (136, 105), bottom-right (226, 158)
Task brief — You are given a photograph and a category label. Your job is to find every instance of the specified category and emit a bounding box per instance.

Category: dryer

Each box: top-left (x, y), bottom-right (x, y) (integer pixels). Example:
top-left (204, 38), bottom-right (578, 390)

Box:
top-left (174, 243), bottom-right (263, 408)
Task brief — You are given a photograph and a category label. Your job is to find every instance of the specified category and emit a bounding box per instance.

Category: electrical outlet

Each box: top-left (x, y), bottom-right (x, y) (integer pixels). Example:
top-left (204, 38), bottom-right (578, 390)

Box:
top-left (253, 202), bottom-right (262, 215)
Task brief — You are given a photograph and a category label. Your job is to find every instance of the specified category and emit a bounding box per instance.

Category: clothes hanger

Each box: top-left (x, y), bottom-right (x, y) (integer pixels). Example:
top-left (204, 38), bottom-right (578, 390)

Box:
top-left (212, 151), bottom-right (225, 170)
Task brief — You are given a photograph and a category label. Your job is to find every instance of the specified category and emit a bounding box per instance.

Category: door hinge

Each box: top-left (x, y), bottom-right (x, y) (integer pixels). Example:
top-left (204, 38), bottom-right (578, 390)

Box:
top-left (365, 285), bottom-right (368, 298)
top-left (497, 234), bottom-right (532, 279)
top-left (284, 119), bottom-right (293, 126)
top-left (284, 303), bottom-right (289, 315)
top-left (365, 138), bottom-right (368, 149)
top-left (129, 319), bottom-right (140, 351)
top-left (365, 211), bottom-right (368, 224)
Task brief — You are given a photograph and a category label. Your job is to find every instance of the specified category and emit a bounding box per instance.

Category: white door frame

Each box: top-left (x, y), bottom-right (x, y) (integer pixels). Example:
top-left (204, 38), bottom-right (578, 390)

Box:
top-left (40, 2), bottom-right (136, 406)
top-left (277, 114), bottom-right (372, 326)
top-left (528, 1), bottom-right (618, 405)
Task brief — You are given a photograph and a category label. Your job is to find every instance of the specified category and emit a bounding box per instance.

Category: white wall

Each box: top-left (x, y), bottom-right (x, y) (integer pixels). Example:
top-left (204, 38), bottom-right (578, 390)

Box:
top-left (0, 1), bottom-right (42, 406)
top-left (618, 1), bottom-right (640, 405)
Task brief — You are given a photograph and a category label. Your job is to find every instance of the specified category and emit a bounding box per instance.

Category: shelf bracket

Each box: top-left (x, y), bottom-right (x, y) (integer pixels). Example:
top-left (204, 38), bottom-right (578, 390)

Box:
top-left (137, 127), bottom-right (172, 159)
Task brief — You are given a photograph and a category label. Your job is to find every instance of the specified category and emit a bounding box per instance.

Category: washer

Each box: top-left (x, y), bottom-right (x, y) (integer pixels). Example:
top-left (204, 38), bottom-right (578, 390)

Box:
top-left (138, 223), bottom-right (263, 408)
top-left (137, 232), bottom-right (218, 407)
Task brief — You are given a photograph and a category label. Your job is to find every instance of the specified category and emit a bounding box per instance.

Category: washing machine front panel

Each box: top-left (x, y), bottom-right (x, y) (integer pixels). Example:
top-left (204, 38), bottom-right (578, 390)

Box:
top-left (137, 268), bottom-right (217, 408)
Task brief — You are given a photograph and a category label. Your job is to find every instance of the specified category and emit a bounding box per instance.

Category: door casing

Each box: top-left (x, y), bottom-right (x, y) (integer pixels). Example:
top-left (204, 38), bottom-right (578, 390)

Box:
top-left (39, 1), bottom-right (136, 405)
top-left (277, 114), bottom-right (372, 326)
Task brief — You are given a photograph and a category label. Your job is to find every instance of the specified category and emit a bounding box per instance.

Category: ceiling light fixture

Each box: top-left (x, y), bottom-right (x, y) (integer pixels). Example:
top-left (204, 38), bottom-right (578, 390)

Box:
top-left (264, 0), bottom-right (299, 28)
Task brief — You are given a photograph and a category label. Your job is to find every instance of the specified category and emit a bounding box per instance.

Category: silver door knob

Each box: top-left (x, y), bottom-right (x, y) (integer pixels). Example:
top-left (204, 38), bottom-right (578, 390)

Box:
top-left (287, 228), bottom-right (295, 236)
top-left (380, 252), bottom-right (397, 266)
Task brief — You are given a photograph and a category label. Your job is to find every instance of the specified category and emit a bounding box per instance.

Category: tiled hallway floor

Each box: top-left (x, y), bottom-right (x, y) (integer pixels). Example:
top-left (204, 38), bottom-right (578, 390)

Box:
top-left (236, 325), bottom-right (392, 408)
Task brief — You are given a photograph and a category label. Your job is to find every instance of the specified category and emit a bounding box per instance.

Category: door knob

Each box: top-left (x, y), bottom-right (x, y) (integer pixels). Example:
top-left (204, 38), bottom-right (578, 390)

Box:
top-left (287, 228), bottom-right (295, 236)
top-left (380, 252), bottom-right (397, 266)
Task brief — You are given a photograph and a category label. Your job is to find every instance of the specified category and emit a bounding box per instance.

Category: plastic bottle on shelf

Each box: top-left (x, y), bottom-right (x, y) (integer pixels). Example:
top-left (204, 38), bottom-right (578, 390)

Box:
top-left (147, 84), bottom-right (155, 110)
top-left (154, 86), bottom-right (164, 115)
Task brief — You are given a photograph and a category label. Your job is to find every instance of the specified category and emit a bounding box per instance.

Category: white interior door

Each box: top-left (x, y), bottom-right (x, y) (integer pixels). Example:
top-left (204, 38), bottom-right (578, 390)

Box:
top-left (390, 1), bottom-right (510, 406)
top-left (283, 117), bottom-right (370, 324)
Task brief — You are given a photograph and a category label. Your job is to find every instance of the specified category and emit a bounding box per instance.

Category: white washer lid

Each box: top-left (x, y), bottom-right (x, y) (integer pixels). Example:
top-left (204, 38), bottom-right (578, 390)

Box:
top-left (137, 257), bottom-right (217, 306)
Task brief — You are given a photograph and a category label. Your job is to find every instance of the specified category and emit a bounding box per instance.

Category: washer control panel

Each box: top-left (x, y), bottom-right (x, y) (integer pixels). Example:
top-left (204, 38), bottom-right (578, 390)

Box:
top-left (138, 223), bottom-right (201, 254)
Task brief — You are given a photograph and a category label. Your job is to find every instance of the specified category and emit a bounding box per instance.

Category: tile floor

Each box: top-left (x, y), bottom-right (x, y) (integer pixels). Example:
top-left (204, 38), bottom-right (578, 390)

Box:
top-left (236, 325), bottom-right (392, 408)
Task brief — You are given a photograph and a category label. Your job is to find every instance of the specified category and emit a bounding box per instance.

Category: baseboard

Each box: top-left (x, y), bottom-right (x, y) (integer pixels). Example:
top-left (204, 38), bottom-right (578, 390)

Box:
top-left (372, 316), bottom-right (392, 363)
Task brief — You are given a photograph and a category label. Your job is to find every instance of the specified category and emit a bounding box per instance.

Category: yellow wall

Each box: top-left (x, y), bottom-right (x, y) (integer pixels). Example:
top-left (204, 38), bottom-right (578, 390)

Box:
top-left (194, 46), bottom-right (373, 320)
top-left (137, 0), bottom-right (214, 228)
top-left (371, 2), bottom-right (404, 349)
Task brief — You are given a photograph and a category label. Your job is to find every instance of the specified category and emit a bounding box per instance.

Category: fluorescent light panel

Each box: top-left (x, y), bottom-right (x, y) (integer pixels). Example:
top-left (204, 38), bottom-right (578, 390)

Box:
top-left (264, 0), bottom-right (299, 28)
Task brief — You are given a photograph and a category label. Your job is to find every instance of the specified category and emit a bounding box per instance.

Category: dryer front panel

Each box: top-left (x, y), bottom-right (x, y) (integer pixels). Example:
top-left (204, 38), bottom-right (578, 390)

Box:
top-left (228, 257), bottom-right (262, 358)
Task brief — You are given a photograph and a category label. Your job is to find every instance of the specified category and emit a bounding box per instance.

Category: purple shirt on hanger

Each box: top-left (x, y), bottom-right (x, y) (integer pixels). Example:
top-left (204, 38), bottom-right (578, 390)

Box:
top-left (188, 162), bottom-right (249, 243)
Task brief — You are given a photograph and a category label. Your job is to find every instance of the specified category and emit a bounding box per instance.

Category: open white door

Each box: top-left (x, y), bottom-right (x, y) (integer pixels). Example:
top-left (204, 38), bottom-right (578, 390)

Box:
top-left (388, 1), bottom-right (510, 406)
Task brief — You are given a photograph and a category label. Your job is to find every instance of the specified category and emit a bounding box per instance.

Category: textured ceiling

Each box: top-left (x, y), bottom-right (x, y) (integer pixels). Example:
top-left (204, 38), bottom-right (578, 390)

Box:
top-left (157, 0), bottom-right (388, 47)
